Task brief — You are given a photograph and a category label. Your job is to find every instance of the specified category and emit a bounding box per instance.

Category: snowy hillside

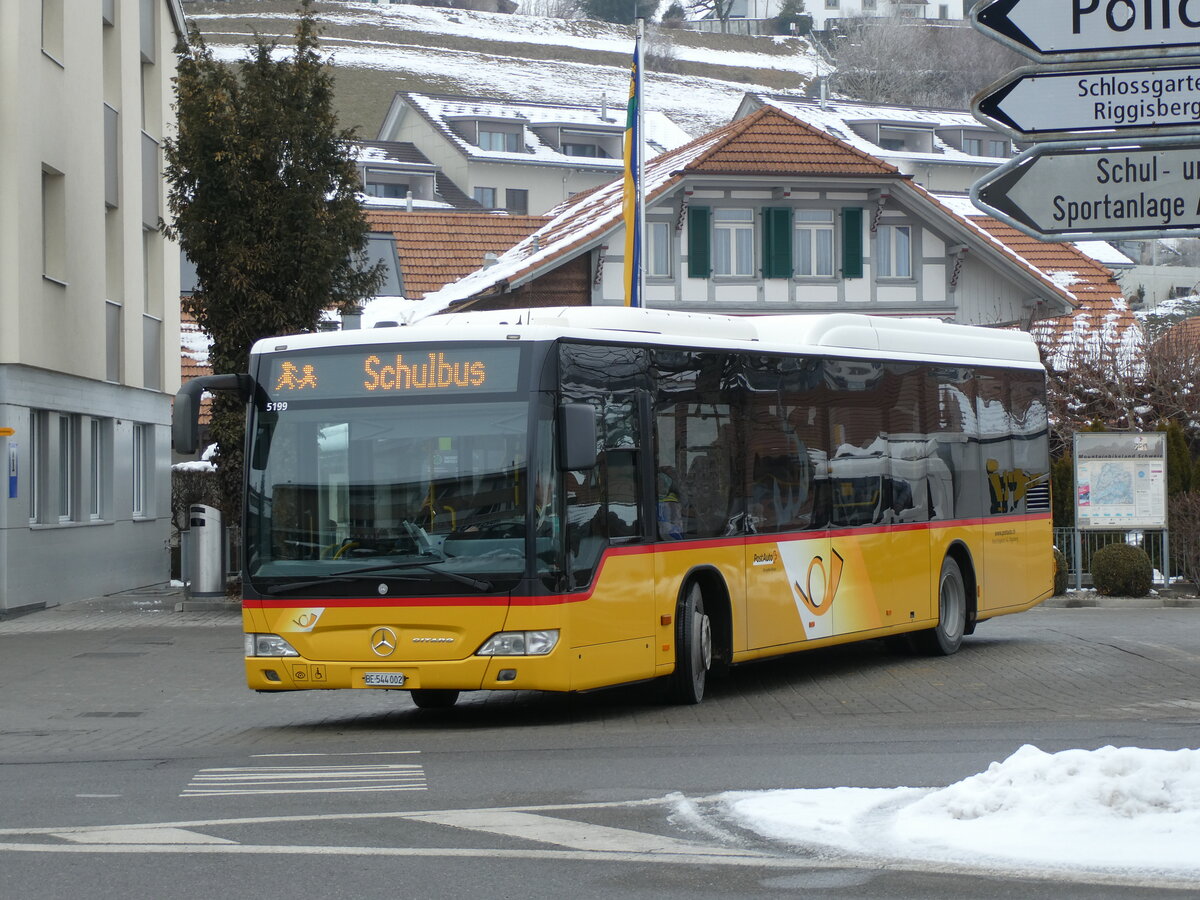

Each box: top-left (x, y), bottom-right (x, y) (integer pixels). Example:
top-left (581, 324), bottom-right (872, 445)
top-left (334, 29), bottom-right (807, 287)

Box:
top-left (184, 0), bottom-right (824, 137)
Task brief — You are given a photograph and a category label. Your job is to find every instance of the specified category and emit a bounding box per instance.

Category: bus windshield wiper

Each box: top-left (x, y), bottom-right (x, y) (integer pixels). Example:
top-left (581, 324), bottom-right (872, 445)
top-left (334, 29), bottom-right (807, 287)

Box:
top-left (263, 559), bottom-right (492, 595)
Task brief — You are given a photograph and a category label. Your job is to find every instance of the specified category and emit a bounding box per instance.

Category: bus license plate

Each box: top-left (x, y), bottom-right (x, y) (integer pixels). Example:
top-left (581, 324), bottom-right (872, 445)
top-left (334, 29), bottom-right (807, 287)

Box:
top-left (364, 672), bottom-right (406, 687)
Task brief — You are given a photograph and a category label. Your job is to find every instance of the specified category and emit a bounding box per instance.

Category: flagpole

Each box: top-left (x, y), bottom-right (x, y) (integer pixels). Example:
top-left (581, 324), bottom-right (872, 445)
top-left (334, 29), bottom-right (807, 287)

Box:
top-left (635, 17), bottom-right (646, 309)
top-left (622, 19), bottom-right (645, 308)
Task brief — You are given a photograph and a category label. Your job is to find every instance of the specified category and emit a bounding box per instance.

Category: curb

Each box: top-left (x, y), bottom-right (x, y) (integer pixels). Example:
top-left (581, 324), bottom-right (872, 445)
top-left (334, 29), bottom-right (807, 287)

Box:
top-left (175, 599), bottom-right (240, 613)
top-left (1041, 595), bottom-right (1200, 609)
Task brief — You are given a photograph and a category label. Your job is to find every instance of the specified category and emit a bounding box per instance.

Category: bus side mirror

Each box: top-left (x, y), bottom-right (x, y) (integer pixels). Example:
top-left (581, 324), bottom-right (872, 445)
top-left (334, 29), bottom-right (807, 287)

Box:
top-left (558, 403), bottom-right (598, 471)
top-left (172, 374), bottom-right (254, 455)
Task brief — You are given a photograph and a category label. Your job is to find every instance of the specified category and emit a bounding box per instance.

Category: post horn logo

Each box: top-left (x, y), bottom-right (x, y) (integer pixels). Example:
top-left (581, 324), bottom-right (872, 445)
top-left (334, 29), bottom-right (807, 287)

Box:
top-left (794, 548), bottom-right (845, 617)
top-left (370, 627), bottom-right (398, 657)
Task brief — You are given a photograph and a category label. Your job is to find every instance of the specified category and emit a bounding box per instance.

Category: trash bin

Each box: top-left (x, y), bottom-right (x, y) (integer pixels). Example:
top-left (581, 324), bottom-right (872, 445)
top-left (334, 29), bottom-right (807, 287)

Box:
top-left (186, 504), bottom-right (226, 598)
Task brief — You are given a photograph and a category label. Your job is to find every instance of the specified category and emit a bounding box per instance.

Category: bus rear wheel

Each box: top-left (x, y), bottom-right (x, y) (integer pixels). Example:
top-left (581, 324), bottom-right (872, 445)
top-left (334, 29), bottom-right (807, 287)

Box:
top-left (669, 583), bottom-right (712, 705)
top-left (410, 689), bottom-right (459, 709)
top-left (915, 556), bottom-right (966, 656)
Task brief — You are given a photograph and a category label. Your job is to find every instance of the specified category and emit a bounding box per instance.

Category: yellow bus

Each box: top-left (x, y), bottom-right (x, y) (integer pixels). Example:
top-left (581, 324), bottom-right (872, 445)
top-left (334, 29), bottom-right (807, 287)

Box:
top-left (174, 307), bottom-right (1053, 707)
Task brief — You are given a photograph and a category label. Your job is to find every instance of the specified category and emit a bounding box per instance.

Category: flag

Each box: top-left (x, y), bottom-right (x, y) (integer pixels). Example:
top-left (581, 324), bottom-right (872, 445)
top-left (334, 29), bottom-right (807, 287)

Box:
top-left (622, 23), bottom-right (644, 308)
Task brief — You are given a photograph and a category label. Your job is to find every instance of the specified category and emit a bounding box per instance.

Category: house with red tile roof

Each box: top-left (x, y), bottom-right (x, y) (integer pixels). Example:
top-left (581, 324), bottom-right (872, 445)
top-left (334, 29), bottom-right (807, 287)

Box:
top-left (407, 105), bottom-right (1141, 367)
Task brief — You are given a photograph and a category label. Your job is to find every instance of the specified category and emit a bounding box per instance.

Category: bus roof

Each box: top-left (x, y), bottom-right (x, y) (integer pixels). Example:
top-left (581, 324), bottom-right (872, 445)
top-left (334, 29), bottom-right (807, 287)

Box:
top-left (252, 308), bottom-right (1043, 368)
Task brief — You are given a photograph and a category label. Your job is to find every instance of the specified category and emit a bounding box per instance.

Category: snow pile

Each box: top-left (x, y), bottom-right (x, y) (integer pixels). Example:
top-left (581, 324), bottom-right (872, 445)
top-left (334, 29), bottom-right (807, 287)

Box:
top-left (723, 745), bottom-right (1200, 876)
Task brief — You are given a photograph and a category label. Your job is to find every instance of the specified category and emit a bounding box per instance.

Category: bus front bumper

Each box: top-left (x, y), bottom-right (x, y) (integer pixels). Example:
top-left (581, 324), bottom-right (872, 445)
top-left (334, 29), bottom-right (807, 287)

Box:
top-left (246, 651), bottom-right (571, 693)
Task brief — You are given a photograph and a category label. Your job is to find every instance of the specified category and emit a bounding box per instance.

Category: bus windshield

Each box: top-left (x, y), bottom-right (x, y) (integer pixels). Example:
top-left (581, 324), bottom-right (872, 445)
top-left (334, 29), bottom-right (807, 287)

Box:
top-left (246, 398), bottom-right (533, 595)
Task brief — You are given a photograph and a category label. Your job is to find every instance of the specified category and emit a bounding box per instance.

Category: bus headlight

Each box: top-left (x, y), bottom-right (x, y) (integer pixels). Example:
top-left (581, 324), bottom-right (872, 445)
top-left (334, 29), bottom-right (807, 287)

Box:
top-left (476, 630), bottom-right (559, 657)
top-left (245, 633), bottom-right (300, 657)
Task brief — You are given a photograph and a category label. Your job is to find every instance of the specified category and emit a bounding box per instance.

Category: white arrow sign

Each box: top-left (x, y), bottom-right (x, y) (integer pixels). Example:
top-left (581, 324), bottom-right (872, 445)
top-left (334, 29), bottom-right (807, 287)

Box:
top-left (973, 0), bottom-right (1200, 60)
top-left (971, 137), bottom-right (1200, 240)
top-left (974, 62), bottom-right (1200, 140)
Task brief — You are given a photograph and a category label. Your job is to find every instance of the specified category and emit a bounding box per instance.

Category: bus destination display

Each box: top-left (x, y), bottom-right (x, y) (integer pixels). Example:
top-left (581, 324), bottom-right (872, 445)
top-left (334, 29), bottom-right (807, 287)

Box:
top-left (266, 346), bottom-right (522, 400)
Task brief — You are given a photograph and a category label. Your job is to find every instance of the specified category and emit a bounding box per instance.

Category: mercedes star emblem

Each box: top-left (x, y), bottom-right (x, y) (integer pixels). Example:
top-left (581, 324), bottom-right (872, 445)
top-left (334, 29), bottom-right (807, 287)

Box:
top-left (370, 626), bottom-right (397, 657)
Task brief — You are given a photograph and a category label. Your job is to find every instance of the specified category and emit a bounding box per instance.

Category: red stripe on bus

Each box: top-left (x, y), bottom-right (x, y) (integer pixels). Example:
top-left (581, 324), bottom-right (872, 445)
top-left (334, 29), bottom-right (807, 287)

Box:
top-left (245, 513), bottom-right (1049, 612)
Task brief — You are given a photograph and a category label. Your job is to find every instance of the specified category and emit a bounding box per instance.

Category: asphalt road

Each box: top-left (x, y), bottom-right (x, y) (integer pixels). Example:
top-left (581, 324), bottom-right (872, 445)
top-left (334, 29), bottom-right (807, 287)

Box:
top-left (0, 589), bottom-right (1197, 899)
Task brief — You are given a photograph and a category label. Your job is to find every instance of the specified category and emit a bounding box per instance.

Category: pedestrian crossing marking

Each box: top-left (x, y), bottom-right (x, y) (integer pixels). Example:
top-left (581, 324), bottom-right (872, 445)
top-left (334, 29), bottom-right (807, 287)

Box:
top-left (403, 810), bottom-right (746, 856)
top-left (53, 827), bottom-right (235, 845)
top-left (182, 763), bottom-right (426, 798)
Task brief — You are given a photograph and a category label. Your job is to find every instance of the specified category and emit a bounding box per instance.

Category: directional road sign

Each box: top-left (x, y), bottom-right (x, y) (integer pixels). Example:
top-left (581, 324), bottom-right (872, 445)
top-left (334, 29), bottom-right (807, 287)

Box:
top-left (970, 136), bottom-right (1200, 240)
top-left (972, 0), bottom-right (1200, 61)
top-left (974, 61), bottom-right (1200, 140)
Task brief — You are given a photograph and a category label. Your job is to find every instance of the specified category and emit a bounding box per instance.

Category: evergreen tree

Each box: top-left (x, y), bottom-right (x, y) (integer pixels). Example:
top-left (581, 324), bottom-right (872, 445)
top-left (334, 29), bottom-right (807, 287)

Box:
top-left (1051, 453), bottom-right (1074, 529)
top-left (1161, 420), bottom-right (1192, 496)
top-left (163, 2), bottom-right (382, 525)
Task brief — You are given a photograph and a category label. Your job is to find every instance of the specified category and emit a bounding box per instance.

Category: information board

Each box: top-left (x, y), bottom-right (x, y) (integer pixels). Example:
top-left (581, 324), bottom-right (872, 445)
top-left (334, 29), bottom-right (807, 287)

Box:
top-left (1074, 432), bottom-right (1167, 530)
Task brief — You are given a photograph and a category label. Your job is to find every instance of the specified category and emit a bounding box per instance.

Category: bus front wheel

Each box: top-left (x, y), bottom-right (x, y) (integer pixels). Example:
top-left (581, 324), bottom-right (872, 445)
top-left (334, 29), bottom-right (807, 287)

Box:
top-left (915, 556), bottom-right (966, 656)
top-left (410, 689), bottom-right (460, 709)
top-left (669, 583), bottom-right (712, 705)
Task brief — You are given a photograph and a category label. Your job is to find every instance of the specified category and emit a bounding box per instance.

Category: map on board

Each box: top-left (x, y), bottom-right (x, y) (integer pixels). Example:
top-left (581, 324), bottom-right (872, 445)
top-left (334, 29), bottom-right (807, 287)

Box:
top-left (1088, 463), bottom-right (1134, 507)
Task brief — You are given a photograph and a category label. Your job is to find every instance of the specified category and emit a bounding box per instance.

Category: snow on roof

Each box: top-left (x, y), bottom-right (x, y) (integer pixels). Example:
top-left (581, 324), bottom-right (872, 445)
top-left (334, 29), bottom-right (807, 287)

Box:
top-left (1074, 240), bottom-right (1135, 267)
top-left (180, 316), bottom-right (211, 369)
top-left (750, 94), bottom-right (1014, 167)
top-left (404, 92), bottom-right (692, 167)
top-left (359, 194), bottom-right (456, 211)
top-left (929, 192), bottom-right (1141, 368)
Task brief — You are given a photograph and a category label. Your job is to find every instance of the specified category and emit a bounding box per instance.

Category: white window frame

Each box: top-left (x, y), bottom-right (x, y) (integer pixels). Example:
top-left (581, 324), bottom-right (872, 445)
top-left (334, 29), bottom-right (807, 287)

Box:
top-left (647, 221), bottom-right (672, 277)
top-left (478, 130), bottom-right (518, 153)
top-left (57, 414), bottom-right (77, 523)
top-left (962, 137), bottom-right (982, 156)
top-left (89, 418), bottom-right (105, 520)
top-left (473, 186), bottom-right (496, 208)
top-left (989, 139), bottom-right (1008, 157)
top-left (793, 209), bottom-right (835, 278)
top-left (29, 411), bottom-right (45, 523)
top-left (712, 208), bottom-right (755, 277)
top-left (132, 423), bottom-right (146, 518)
top-left (877, 224), bottom-right (913, 279)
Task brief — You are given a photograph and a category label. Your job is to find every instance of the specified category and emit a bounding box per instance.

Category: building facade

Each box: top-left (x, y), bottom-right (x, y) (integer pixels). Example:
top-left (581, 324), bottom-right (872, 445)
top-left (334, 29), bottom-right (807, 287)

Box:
top-left (0, 0), bottom-right (184, 615)
top-left (376, 93), bottom-right (692, 216)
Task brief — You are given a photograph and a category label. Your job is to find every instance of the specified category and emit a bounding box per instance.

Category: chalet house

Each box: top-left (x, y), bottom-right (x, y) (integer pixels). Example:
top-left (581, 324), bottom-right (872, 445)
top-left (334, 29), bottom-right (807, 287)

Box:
top-left (376, 92), bottom-right (692, 216)
top-left (408, 106), bottom-right (1138, 364)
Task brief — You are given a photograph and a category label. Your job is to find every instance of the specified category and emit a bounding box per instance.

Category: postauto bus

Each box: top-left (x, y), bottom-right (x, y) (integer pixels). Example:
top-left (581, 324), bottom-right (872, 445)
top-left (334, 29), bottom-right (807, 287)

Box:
top-left (173, 307), bottom-right (1053, 708)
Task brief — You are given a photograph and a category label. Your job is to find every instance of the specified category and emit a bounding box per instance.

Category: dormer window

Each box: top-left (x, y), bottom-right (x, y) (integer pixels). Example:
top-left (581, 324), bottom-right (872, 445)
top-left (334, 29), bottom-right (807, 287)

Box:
top-left (877, 127), bottom-right (933, 154)
top-left (563, 143), bottom-right (609, 158)
top-left (479, 129), bottom-right (519, 152)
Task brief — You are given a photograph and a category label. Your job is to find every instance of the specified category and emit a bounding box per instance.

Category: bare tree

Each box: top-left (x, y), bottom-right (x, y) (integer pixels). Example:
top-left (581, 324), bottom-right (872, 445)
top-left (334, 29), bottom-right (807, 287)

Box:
top-left (1040, 317), bottom-right (1200, 454)
top-left (827, 16), bottom-right (1025, 108)
top-left (687, 0), bottom-right (738, 31)
top-left (517, 0), bottom-right (580, 16)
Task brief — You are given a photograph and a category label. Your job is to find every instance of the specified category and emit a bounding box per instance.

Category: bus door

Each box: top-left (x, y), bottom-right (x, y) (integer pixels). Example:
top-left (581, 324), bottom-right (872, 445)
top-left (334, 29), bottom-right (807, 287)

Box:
top-left (744, 442), bottom-right (829, 649)
top-left (558, 346), bottom-right (656, 690)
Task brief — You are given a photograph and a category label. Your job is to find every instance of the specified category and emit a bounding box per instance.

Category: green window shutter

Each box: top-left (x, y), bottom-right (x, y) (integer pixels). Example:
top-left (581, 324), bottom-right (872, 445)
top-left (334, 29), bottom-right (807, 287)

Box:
top-left (841, 207), bottom-right (864, 279)
top-left (762, 207), bottom-right (792, 279)
top-left (687, 205), bottom-right (711, 279)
